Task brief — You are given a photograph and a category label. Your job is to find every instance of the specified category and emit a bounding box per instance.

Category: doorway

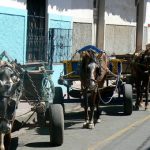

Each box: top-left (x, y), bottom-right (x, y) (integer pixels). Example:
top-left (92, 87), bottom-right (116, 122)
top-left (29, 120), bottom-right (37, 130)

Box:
top-left (26, 0), bottom-right (46, 62)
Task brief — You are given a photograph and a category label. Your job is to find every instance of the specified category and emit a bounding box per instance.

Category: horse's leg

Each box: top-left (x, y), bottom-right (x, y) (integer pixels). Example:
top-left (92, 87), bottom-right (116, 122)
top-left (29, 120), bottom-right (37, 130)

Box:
top-left (145, 79), bottom-right (149, 110)
top-left (4, 133), bottom-right (11, 150)
top-left (135, 81), bottom-right (141, 110)
top-left (88, 92), bottom-right (96, 129)
top-left (139, 82), bottom-right (144, 107)
top-left (0, 133), bottom-right (5, 150)
top-left (88, 105), bottom-right (95, 129)
top-left (83, 90), bottom-right (89, 128)
top-left (95, 95), bottom-right (101, 123)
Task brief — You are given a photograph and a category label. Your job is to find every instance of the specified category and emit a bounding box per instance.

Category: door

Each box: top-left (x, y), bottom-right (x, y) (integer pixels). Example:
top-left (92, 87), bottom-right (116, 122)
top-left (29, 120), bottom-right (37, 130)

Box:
top-left (27, 0), bottom-right (46, 62)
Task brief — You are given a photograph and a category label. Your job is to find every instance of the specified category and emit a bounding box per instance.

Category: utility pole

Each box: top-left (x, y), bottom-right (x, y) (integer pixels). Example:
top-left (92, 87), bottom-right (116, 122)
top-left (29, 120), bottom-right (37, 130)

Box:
top-left (135, 0), bottom-right (146, 52)
top-left (96, 0), bottom-right (105, 50)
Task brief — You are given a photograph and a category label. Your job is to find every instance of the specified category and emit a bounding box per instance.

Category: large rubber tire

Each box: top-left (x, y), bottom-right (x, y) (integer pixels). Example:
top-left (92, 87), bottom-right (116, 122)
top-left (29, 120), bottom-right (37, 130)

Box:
top-left (49, 104), bottom-right (64, 146)
top-left (53, 87), bottom-right (63, 104)
top-left (53, 87), bottom-right (65, 113)
top-left (123, 84), bottom-right (133, 115)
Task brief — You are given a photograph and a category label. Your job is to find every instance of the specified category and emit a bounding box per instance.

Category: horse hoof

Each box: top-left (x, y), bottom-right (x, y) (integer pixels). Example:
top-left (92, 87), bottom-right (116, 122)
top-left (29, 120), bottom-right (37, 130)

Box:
top-left (139, 102), bottom-right (144, 108)
top-left (96, 119), bottom-right (101, 123)
top-left (88, 123), bottom-right (94, 129)
top-left (134, 105), bottom-right (139, 111)
top-left (83, 122), bottom-right (88, 128)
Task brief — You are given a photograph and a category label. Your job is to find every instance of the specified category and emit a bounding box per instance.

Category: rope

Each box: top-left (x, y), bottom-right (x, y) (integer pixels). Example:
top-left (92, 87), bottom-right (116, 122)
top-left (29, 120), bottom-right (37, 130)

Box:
top-left (62, 71), bottom-right (75, 77)
top-left (24, 71), bottom-right (41, 103)
top-left (97, 61), bottom-right (122, 104)
top-left (41, 75), bottom-right (55, 101)
top-left (16, 110), bottom-right (33, 117)
top-left (97, 74), bottom-right (121, 104)
top-left (18, 110), bottom-right (36, 128)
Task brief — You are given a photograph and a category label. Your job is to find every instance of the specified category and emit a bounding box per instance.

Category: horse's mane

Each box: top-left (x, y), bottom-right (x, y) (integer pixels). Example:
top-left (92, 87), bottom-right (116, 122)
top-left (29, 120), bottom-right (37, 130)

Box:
top-left (80, 53), bottom-right (90, 83)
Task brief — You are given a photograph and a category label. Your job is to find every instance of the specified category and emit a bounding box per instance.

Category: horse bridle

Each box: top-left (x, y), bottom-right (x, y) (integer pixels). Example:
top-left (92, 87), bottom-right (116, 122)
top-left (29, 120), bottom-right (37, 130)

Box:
top-left (0, 65), bottom-right (21, 120)
top-left (82, 57), bottom-right (103, 91)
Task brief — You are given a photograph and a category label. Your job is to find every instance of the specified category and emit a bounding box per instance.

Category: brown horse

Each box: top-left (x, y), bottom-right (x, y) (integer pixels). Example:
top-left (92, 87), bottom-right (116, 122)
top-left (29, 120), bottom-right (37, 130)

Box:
top-left (131, 48), bottom-right (150, 110)
top-left (0, 60), bottom-right (22, 150)
top-left (80, 50), bottom-right (109, 129)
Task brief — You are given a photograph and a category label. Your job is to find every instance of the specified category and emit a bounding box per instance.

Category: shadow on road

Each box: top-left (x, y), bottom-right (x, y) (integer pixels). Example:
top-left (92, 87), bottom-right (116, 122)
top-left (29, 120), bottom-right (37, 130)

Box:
top-left (25, 142), bottom-right (51, 148)
top-left (64, 103), bottom-right (127, 130)
top-left (64, 110), bottom-right (85, 129)
top-left (101, 105), bottom-right (125, 116)
top-left (25, 141), bottom-right (65, 148)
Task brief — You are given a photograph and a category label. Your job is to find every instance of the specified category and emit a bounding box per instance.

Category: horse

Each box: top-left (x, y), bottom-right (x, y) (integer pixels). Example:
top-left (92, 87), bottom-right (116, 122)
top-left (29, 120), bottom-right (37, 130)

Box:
top-left (80, 50), bottom-right (109, 129)
top-left (131, 48), bottom-right (150, 110)
top-left (0, 60), bottom-right (22, 150)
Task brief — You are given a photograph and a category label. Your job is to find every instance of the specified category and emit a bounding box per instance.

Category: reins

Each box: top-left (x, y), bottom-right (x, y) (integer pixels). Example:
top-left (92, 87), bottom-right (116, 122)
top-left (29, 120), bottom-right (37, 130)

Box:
top-left (83, 67), bottom-right (121, 105)
top-left (78, 46), bottom-right (122, 105)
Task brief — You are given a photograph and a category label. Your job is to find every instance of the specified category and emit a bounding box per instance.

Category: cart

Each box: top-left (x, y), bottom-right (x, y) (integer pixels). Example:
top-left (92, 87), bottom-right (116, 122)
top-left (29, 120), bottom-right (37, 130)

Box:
top-left (58, 45), bottom-right (133, 115)
top-left (22, 62), bottom-right (64, 146)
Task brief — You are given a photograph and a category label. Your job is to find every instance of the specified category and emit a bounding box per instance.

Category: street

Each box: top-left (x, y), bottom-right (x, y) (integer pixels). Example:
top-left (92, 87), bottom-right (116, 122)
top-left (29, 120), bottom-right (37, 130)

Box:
top-left (11, 104), bottom-right (150, 150)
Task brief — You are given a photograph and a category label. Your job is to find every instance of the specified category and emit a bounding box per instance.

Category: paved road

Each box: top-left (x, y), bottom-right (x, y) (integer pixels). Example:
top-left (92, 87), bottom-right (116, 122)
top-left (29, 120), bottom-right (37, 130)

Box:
top-left (11, 104), bottom-right (150, 150)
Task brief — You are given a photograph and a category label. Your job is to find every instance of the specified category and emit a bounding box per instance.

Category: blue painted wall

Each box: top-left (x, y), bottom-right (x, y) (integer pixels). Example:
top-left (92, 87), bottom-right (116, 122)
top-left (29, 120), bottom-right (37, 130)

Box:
top-left (0, 6), bottom-right (27, 64)
top-left (49, 14), bottom-right (72, 29)
top-left (48, 14), bottom-right (72, 94)
top-left (49, 14), bottom-right (72, 63)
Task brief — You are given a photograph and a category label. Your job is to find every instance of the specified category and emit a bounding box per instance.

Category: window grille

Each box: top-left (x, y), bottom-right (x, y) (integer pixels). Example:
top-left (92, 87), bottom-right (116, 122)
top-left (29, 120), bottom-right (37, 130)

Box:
top-left (48, 28), bottom-right (72, 64)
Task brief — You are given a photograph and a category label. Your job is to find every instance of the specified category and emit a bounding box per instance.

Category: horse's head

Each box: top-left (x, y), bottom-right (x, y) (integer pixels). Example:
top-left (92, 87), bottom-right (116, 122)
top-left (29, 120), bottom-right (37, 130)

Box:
top-left (0, 63), bottom-right (21, 134)
top-left (87, 62), bottom-right (101, 89)
top-left (81, 51), bottom-right (107, 90)
top-left (134, 49), bottom-right (150, 74)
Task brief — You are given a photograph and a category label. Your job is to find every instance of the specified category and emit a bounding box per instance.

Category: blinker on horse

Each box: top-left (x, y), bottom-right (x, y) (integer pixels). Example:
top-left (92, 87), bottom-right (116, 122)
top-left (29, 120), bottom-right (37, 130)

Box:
top-left (80, 49), bottom-right (108, 129)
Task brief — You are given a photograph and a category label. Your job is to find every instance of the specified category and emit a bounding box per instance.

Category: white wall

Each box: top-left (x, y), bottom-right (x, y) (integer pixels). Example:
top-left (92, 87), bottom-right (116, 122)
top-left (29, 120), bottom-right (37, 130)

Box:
top-left (105, 0), bottom-right (136, 26)
top-left (104, 0), bottom-right (137, 55)
top-left (0, 0), bottom-right (26, 9)
top-left (143, 0), bottom-right (150, 44)
top-left (148, 27), bottom-right (150, 43)
top-left (48, 0), bottom-right (93, 23)
top-left (145, 0), bottom-right (150, 25)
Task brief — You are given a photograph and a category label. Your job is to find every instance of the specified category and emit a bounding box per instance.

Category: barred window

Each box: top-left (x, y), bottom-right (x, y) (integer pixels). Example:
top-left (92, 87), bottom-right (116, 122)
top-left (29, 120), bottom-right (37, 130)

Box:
top-left (48, 28), bottom-right (72, 64)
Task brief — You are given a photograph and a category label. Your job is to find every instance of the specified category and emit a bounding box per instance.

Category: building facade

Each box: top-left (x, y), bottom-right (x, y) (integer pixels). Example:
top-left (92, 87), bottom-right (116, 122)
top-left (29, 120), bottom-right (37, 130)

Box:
top-left (0, 0), bottom-right (94, 91)
top-left (96, 0), bottom-right (150, 54)
top-left (0, 0), bottom-right (150, 93)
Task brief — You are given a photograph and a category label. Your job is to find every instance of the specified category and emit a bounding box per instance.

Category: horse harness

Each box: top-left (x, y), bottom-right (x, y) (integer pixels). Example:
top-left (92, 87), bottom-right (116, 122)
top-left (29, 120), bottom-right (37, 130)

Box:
top-left (0, 61), bottom-right (23, 123)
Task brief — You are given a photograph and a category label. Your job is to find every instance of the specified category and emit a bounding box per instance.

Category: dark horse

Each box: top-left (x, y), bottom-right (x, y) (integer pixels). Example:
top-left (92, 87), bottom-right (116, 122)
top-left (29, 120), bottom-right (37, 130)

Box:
top-left (80, 50), bottom-right (109, 129)
top-left (0, 60), bottom-right (22, 150)
top-left (131, 48), bottom-right (150, 110)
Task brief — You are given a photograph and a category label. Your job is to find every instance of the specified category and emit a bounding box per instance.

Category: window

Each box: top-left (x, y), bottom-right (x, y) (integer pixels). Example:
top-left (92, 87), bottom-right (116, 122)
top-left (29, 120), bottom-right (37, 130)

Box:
top-left (48, 28), bottom-right (72, 63)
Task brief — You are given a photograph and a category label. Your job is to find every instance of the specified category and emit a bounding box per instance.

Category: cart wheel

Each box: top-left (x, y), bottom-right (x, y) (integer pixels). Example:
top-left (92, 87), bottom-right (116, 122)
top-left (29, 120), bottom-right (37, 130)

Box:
top-left (37, 112), bottom-right (45, 126)
top-left (49, 104), bottom-right (64, 146)
top-left (53, 87), bottom-right (65, 112)
top-left (53, 87), bottom-right (63, 103)
top-left (123, 84), bottom-right (133, 115)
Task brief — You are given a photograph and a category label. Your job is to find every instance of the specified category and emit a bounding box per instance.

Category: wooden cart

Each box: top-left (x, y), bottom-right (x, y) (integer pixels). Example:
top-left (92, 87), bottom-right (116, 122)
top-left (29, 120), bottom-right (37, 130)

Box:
top-left (57, 46), bottom-right (133, 115)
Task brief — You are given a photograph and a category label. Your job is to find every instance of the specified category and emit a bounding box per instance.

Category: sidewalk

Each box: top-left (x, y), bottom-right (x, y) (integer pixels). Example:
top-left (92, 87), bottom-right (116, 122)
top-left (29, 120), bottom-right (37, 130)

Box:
top-left (16, 101), bottom-right (36, 124)
top-left (15, 100), bottom-right (82, 124)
